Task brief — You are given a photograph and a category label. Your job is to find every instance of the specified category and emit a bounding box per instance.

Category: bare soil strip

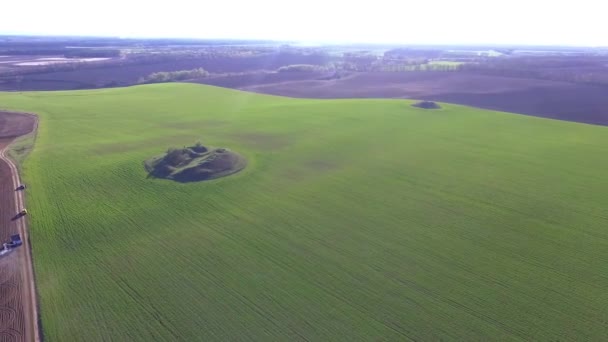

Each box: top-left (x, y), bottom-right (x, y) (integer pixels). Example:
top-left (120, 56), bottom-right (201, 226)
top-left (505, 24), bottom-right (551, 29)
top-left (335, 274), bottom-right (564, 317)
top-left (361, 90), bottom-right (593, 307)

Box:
top-left (0, 112), bottom-right (39, 342)
top-left (0, 112), bottom-right (37, 139)
top-left (223, 72), bottom-right (608, 126)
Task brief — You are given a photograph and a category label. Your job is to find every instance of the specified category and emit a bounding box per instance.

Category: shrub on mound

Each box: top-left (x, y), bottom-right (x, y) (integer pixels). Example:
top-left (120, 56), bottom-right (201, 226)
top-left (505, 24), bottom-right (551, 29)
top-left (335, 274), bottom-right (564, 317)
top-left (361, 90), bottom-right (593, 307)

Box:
top-left (192, 141), bottom-right (208, 153)
top-left (412, 101), bottom-right (441, 109)
top-left (145, 142), bottom-right (246, 182)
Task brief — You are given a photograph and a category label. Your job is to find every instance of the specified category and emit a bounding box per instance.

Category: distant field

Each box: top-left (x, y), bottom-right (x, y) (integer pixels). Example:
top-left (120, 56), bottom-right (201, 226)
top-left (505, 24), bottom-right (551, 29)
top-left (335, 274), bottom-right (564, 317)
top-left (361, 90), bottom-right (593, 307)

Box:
top-left (0, 55), bottom-right (114, 68)
top-left (238, 71), bottom-right (608, 125)
top-left (1, 84), bottom-right (608, 340)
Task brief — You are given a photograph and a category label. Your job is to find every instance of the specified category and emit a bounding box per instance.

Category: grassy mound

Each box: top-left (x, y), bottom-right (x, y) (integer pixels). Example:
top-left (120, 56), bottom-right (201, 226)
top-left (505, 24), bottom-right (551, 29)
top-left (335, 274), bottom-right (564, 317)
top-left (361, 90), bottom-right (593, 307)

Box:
top-left (412, 100), bottom-right (441, 109)
top-left (145, 143), bottom-right (246, 182)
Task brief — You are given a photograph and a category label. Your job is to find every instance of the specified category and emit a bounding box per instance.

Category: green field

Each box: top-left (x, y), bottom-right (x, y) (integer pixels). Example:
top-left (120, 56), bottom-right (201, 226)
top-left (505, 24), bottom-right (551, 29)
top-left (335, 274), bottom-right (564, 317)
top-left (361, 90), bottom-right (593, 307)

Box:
top-left (2, 84), bottom-right (608, 340)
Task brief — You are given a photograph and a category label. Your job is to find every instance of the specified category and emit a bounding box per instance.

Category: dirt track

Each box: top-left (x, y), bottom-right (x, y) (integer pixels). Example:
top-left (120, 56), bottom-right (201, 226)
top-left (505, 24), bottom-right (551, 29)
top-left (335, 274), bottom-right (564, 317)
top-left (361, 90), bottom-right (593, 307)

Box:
top-left (0, 112), bottom-right (39, 342)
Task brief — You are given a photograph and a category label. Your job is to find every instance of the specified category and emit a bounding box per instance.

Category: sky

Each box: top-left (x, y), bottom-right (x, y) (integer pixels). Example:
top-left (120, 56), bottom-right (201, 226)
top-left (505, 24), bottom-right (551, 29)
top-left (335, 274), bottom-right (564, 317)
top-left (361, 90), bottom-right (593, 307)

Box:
top-left (2, 0), bottom-right (605, 46)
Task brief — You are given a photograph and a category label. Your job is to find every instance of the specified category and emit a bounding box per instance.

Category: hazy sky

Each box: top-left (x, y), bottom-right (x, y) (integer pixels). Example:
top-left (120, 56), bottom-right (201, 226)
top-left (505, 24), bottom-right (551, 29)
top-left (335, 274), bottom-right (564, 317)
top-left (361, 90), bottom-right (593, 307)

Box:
top-left (2, 0), bottom-right (605, 46)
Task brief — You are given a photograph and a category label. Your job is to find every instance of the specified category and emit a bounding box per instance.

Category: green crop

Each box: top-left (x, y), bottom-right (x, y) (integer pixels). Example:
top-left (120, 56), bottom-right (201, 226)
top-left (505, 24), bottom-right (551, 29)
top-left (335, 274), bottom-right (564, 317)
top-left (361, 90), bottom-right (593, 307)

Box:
top-left (1, 83), bottom-right (608, 340)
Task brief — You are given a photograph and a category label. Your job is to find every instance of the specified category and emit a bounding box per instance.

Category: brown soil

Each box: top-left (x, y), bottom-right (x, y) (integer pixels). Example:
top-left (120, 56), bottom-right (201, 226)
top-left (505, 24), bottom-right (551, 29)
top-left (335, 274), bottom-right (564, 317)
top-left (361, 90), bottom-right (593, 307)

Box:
top-left (0, 112), bottom-right (37, 139)
top-left (0, 139), bottom-right (27, 341)
top-left (236, 72), bottom-right (608, 126)
top-left (0, 112), bottom-right (40, 341)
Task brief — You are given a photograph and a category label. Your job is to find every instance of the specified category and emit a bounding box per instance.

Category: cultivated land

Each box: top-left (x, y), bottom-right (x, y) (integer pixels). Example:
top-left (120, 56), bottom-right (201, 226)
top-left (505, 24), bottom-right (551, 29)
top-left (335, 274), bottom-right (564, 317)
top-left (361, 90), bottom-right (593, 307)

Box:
top-left (233, 71), bottom-right (608, 125)
top-left (0, 111), bottom-right (36, 139)
top-left (1, 84), bottom-right (608, 340)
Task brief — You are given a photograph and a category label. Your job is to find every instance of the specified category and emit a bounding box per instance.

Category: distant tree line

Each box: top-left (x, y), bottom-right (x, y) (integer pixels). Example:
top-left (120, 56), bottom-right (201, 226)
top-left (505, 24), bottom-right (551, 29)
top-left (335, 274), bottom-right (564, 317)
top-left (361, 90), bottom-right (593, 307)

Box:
top-left (0, 48), bottom-right (121, 58)
top-left (0, 60), bottom-right (97, 77)
top-left (126, 50), bottom-right (333, 71)
top-left (63, 49), bottom-right (121, 58)
top-left (384, 48), bottom-right (443, 59)
top-left (137, 68), bottom-right (209, 83)
top-left (0, 46), bottom-right (335, 78)
top-left (378, 62), bottom-right (461, 72)
top-left (277, 64), bottom-right (325, 72)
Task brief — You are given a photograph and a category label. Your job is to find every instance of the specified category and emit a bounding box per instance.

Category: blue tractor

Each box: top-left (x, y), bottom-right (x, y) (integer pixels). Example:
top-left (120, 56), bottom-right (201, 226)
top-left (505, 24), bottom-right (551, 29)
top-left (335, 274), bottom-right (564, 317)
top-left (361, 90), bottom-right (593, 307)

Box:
top-left (0, 234), bottom-right (22, 257)
top-left (7, 234), bottom-right (22, 248)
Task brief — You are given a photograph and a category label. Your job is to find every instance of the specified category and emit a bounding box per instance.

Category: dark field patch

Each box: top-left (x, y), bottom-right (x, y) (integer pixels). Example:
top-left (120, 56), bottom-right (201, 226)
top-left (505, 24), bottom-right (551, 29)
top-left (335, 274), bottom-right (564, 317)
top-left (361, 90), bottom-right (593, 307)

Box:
top-left (422, 86), bottom-right (608, 125)
top-left (412, 101), bottom-right (441, 109)
top-left (240, 72), bottom-right (608, 126)
top-left (0, 112), bottom-right (37, 139)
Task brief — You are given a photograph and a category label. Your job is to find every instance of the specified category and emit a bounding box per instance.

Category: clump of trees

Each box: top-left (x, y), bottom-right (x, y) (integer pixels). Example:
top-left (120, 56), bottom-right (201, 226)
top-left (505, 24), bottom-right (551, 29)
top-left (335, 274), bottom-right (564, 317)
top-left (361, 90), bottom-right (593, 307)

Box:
top-left (384, 48), bottom-right (443, 59)
top-left (63, 49), bottom-right (122, 58)
top-left (277, 64), bottom-right (324, 72)
top-left (0, 48), bottom-right (120, 57)
top-left (378, 62), bottom-right (461, 72)
top-left (164, 142), bottom-right (208, 166)
top-left (138, 68), bottom-right (209, 83)
top-left (192, 141), bottom-right (208, 153)
top-left (164, 148), bottom-right (191, 167)
top-left (342, 52), bottom-right (378, 72)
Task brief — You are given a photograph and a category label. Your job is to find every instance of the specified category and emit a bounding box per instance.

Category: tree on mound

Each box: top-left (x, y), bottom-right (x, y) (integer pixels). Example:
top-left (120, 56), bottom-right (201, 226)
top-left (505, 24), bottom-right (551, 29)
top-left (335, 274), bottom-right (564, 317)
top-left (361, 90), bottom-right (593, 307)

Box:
top-left (145, 142), bottom-right (246, 182)
top-left (412, 101), bottom-right (441, 109)
top-left (192, 141), bottom-right (208, 153)
top-left (165, 148), bottom-right (191, 166)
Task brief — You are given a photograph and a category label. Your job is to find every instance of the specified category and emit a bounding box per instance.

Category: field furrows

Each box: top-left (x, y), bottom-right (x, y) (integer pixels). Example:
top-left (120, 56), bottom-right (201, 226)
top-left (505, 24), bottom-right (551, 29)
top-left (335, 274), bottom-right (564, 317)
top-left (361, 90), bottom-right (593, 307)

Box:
top-left (0, 140), bottom-right (26, 341)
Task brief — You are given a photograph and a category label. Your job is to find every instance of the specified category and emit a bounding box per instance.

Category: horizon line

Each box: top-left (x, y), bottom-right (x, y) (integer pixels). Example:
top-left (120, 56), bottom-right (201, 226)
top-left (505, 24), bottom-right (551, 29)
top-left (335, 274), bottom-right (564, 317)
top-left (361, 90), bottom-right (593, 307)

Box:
top-left (0, 33), bottom-right (606, 49)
